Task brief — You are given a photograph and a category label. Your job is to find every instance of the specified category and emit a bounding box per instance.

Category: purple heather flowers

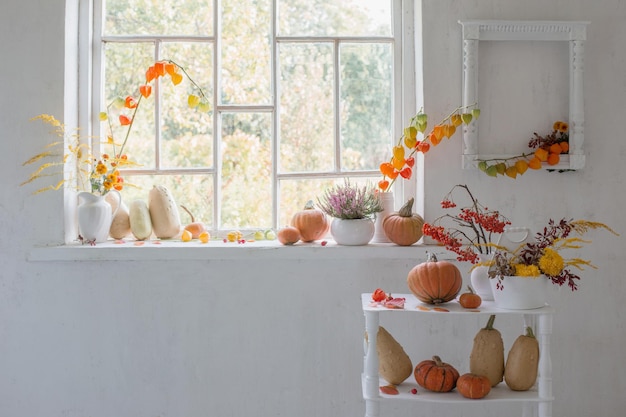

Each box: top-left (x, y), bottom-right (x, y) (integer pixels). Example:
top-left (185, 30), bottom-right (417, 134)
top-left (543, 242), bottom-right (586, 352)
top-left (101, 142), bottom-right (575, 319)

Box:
top-left (317, 180), bottom-right (383, 220)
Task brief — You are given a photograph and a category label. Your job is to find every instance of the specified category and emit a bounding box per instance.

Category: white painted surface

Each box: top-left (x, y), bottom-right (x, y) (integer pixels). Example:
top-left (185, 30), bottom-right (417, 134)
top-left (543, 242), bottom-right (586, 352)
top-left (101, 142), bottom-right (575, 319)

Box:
top-left (2, 1), bottom-right (626, 416)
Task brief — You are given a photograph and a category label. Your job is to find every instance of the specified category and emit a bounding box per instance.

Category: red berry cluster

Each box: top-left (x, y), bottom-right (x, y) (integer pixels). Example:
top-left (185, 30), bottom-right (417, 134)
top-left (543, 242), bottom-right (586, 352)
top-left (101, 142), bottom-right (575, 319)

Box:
top-left (458, 208), bottom-right (510, 234)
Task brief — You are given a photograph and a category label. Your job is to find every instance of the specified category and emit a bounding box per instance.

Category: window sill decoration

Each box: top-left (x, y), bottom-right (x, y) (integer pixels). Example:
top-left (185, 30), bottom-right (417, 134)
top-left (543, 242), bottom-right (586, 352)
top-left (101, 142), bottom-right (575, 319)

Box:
top-left (475, 121), bottom-right (571, 178)
top-left (22, 60), bottom-right (208, 245)
top-left (459, 20), bottom-right (589, 172)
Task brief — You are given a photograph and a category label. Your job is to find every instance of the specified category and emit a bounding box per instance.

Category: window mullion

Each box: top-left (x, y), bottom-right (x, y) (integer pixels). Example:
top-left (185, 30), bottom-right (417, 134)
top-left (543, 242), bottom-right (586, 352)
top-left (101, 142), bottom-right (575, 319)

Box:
top-left (333, 39), bottom-right (341, 173)
top-left (271, 0), bottom-right (279, 229)
top-left (214, 0), bottom-right (222, 230)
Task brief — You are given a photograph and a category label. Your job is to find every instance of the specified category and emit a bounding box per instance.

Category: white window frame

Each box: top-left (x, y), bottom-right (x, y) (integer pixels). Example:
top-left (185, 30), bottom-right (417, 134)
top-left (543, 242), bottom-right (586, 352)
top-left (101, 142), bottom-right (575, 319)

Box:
top-left (73, 0), bottom-right (418, 238)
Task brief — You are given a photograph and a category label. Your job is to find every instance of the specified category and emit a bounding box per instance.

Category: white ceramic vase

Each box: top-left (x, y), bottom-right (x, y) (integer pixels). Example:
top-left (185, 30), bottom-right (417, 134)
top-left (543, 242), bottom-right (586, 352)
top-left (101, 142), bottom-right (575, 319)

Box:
top-left (490, 275), bottom-right (549, 310)
top-left (470, 258), bottom-right (494, 301)
top-left (331, 218), bottom-right (375, 246)
top-left (372, 192), bottom-right (394, 243)
top-left (77, 190), bottom-right (121, 243)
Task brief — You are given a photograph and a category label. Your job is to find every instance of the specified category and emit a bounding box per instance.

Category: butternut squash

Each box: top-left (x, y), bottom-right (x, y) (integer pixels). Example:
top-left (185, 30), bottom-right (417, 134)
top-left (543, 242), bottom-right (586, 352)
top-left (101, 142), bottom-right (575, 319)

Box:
top-left (504, 326), bottom-right (540, 391)
top-left (106, 193), bottom-right (131, 239)
top-left (469, 315), bottom-right (504, 387)
top-left (129, 199), bottom-right (152, 241)
top-left (148, 185), bottom-right (182, 239)
top-left (371, 326), bottom-right (413, 385)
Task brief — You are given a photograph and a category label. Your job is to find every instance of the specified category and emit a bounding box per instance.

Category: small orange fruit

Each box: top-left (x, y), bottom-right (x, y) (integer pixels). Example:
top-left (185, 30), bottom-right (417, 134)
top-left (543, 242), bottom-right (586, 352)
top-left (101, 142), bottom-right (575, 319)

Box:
top-left (547, 152), bottom-right (560, 166)
top-left (559, 141), bottom-right (569, 153)
top-left (549, 143), bottom-right (562, 154)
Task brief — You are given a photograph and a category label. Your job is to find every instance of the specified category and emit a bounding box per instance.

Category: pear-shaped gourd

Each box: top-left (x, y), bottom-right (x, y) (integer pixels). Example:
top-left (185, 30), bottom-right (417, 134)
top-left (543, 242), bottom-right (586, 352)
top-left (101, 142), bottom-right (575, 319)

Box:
top-left (469, 314), bottom-right (505, 387)
top-left (504, 326), bottom-right (540, 391)
top-left (366, 326), bottom-right (413, 385)
top-left (106, 192), bottom-right (131, 239)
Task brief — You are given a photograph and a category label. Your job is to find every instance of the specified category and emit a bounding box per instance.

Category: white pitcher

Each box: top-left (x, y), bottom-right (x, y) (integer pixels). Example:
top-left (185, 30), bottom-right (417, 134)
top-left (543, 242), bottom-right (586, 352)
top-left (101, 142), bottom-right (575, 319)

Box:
top-left (77, 190), bottom-right (121, 243)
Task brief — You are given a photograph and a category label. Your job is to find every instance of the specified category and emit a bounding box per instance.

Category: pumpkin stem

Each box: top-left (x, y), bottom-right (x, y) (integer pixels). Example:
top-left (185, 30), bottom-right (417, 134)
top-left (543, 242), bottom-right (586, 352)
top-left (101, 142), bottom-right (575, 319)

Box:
top-left (303, 200), bottom-right (316, 210)
top-left (426, 251), bottom-right (438, 262)
top-left (432, 355), bottom-right (443, 366)
top-left (484, 314), bottom-right (497, 330)
top-left (398, 198), bottom-right (415, 217)
top-left (525, 326), bottom-right (536, 339)
top-left (466, 285), bottom-right (475, 295)
top-left (180, 205), bottom-right (195, 222)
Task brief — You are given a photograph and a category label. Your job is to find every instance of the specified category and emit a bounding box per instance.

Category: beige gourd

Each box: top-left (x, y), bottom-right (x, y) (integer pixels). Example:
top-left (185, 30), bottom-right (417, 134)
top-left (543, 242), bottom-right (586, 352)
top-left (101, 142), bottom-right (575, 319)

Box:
top-left (365, 326), bottom-right (413, 385)
top-left (504, 326), bottom-right (540, 391)
top-left (105, 192), bottom-right (131, 239)
top-left (469, 314), bottom-right (505, 387)
top-left (129, 199), bottom-right (152, 240)
top-left (148, 185), bottom-right (182, 239)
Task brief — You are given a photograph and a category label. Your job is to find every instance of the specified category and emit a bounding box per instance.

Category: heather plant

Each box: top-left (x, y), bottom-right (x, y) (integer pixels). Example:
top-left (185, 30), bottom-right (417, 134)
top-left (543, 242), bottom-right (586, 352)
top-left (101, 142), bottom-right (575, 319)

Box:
top-left (317, 180), bottom-right (383, 220)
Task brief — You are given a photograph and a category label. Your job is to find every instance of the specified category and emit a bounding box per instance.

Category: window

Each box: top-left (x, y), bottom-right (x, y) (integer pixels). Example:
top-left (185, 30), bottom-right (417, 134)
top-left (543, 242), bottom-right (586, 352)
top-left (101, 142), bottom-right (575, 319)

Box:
top-left (85, 0), bottom-right (415, 236)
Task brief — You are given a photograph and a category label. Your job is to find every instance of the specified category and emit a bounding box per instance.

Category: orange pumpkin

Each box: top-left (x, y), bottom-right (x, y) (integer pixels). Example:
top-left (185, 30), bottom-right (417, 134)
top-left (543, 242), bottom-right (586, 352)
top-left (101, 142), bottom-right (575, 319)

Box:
top-left (290, 200), bottom-right (330, 242)
top-left (181, 205), bottom-right (206, 239)
top-left (277, 226), bottom-right (301, 245)
top-left (456, 373), bottom-right (491, 399)
top-left (407, 252), bottom-right (462, 304)
top-left (414, 355), bottom-right (459, 392)
top-left (459, 285), bottom-right (482, 309)
top-left (382, 197), bottom-right (424, 246)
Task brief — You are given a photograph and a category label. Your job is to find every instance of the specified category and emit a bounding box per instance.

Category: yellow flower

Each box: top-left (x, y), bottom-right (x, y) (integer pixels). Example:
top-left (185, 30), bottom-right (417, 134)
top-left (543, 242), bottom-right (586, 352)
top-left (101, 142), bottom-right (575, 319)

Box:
top-left (95, 161), bottom-right (108, 175)
top-left (539, 247), bottom-right (565, 276)
top-left (514, 263), bottom-right (541, 277)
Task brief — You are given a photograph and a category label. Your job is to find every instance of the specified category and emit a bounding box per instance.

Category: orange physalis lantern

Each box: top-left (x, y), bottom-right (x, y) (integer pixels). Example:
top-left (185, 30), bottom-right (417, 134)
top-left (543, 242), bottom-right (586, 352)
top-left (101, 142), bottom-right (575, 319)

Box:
top-left (154, 61), bottom-right (166, 76)
top-left (119, 115), bottom-right (131, 126)
top-left (145, 66), bottom-right (157, 83)
top-left (124, 96), bottom-right (137, 109)
top-left (139, 85), bottom-right (152, 98)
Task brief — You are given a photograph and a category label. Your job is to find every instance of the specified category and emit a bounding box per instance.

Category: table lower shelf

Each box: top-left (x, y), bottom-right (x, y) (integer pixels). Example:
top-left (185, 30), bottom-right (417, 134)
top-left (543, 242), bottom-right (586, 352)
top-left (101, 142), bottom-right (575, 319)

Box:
top-left (362, 375), bottom-right (553, 404)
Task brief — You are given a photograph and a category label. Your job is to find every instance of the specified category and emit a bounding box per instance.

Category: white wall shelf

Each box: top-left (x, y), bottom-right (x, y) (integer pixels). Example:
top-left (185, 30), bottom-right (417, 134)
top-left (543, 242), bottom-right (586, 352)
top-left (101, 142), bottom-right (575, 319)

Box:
top-left (459, 20), bottom-right (589, 171)
top-left (361, 293), bottom-right (555, 417)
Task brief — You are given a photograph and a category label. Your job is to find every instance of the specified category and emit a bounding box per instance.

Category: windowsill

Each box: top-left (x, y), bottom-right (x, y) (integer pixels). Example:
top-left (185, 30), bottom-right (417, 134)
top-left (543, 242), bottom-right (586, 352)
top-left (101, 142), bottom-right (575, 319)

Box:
top-left (27, 240), bottom-right (446, 262)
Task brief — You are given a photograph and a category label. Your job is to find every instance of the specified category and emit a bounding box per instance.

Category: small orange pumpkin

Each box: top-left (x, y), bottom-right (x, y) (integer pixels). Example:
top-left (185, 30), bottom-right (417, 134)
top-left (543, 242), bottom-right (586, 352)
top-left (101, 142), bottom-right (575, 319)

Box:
top-left (459, 285), bottom-right (482, 309)
top-left (407, 252), bottom-right (462, 304)
top-left (382, 198), bottom-right (424, 246)
top-left (290, 200), bottom-right (330, 242)
top-left (277, 226), bottom-right (301, 245)
top-left (456, 373), bottom-right (491, 399)
top-left (181, 205), bottom-right (206, 239)
top-left (414, 355), bottom-right (459, 392)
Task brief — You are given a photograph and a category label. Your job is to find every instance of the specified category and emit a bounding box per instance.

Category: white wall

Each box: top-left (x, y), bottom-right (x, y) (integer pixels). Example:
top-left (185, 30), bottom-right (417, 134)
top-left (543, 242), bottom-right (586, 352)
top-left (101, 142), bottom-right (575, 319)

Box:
top-left (2, 0), bottom-right (625, 416)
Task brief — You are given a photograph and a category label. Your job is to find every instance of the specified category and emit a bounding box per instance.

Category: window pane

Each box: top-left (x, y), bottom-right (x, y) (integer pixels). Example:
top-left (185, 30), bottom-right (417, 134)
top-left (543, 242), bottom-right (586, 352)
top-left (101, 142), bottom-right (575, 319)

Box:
top-left (220, 113), bottom-right (272, 229)
top-left (104, 0), bottom-right (213, 36)
top-left (340, 43), bottom-right (393, 171)
top-left (278, 0), bottom-right (392, 37)
top-left (103, 42), bottom-right (156, 168)
top-left (221, 0), bottom-right (271, 105)
top-left (279, 43), bottom-right (334, 173)
top-left (161, 43), bottom-right (214, 169)
top-left (120, 174), bottom-right (215, 230)
top-left (279, 177), bottom-right (381, 226)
